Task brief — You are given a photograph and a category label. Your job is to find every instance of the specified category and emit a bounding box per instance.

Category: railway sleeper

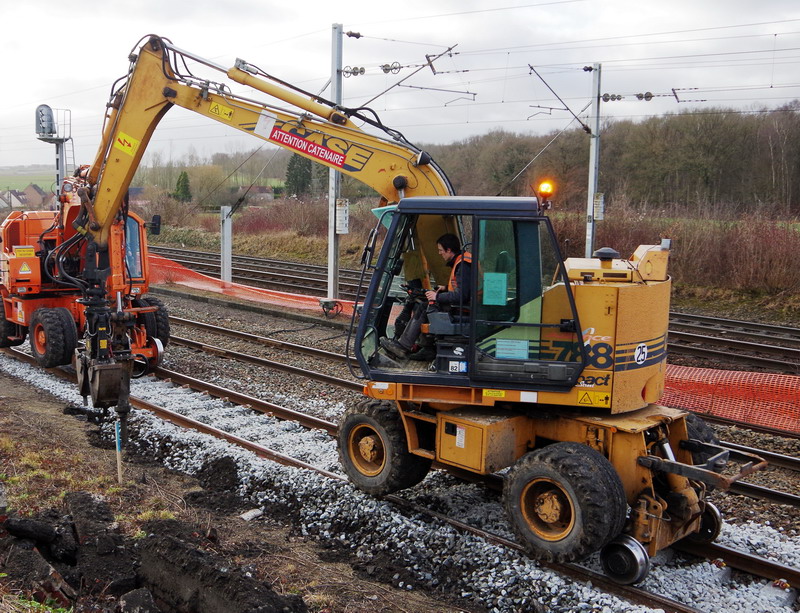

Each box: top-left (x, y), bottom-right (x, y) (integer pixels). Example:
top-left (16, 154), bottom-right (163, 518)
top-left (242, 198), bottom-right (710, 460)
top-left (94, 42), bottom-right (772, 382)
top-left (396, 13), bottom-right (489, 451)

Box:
top-left (338, 399), bottom-right (767, 585)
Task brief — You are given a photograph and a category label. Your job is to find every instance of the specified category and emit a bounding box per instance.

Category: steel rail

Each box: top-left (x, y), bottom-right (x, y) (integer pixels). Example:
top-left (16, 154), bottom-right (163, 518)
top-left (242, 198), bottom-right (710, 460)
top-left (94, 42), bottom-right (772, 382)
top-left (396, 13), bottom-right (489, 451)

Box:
top-left (168, 335), bottom-right (362, 392)
top-left (1, 346), bottom-right (794, 611)
top-left (165, 257), bottom-right (363, 299)
top-left (136, 390), bottom-right (704, 613)
top-left (131, 394), bottom-right (341, 480)
top-left (169, 317), bottom-right (800, 470)
top-left (666, 341), bottom-right (799, 372)
top-left (153, 357), bottom-right (800, 508)
top-left (166, 335), bottom-right (800, 508)
top-left (728, 481), bottom-right (800, 507)
top-left (668, 330), bottom-right (800, 360)
top-left (700, 413), bottom-right (800, 440)
top-left (669, 312), bottom-right (800, 339)
top-left (151, 366), bottom-right (339, 435)
top-left (169, 316), bottom-right (353, 363)
top-left (153, 249), bottom-right (800, 366)
top-left (669, 320), bottom-right (800, 349)
top-left (721, 441), bottom-right (800, 472)
top-left (675, 541), bottom-right (800, 586)
top-left (151, 246), bottom-right (365, 280)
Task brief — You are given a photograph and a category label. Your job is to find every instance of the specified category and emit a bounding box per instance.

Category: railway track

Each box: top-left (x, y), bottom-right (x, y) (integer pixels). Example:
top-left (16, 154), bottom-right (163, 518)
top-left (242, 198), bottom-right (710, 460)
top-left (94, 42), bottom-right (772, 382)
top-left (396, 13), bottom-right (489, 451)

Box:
top-left (153, 246), bottom-right (800, 372)
top-left (151, 245), bottom-right (366, 301)
top-left (3, 345), bottom-right (798, 613)
top-left (168, 315), bottom-right (800, 509)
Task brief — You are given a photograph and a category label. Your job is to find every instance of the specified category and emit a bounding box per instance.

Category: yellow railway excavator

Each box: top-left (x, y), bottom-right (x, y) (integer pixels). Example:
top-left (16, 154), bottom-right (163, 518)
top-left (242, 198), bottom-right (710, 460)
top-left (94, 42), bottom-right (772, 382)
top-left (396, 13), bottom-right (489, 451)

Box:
top-left (16, 35), bottom-right (764, 585)
top-left (341, 195), bottom-right (766, 583)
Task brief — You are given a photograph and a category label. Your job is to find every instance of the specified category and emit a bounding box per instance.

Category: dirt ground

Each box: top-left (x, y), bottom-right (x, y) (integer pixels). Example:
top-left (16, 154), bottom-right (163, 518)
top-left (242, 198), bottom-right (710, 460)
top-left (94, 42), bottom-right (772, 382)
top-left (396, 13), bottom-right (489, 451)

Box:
top-left (0, 372), bottom-right (473, 613)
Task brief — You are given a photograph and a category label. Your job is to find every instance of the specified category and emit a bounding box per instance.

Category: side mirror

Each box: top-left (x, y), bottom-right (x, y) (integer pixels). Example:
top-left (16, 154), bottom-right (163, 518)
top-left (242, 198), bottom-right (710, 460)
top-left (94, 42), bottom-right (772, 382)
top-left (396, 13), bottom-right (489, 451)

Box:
top-left (146, 215), bottom-right (161, 236)
top-left (361, 227), bottom-right (378, 267)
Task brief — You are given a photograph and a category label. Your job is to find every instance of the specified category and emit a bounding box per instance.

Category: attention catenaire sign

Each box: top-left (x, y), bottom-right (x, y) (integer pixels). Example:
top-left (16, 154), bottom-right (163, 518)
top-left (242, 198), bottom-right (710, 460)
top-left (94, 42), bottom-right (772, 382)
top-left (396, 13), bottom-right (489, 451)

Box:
top-left (269, 127), bottom-right (345, 167)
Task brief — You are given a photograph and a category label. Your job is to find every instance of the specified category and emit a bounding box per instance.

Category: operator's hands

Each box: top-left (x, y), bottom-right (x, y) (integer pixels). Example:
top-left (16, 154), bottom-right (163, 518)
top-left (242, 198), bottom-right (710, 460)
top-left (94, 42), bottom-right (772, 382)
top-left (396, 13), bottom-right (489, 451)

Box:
top-left (425, 290), bottom-right (439, 302)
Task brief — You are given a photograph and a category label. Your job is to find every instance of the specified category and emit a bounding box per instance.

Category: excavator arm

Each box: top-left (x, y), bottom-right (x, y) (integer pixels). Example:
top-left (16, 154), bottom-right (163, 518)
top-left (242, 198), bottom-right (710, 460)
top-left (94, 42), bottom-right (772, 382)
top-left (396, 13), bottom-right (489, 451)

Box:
top-left (73, 35), bottom-right (454, 432)
top-left (83, 35), bottom-right (453, 247)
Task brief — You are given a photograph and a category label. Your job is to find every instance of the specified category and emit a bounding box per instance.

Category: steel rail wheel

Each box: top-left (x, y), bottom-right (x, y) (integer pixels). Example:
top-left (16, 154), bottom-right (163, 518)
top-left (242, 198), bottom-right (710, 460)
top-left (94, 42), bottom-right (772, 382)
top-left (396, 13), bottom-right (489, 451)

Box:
top-left (338, 399), bottom-right (431, 496)
top-left (685, 501), bottom-right (723, 544)
top-left (504, 442), bottom-right (627, 563)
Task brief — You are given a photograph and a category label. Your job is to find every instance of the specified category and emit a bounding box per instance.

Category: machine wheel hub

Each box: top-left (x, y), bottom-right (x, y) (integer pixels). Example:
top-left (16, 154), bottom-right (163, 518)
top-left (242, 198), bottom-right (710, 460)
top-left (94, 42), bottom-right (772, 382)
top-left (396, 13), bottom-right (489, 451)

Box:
top-left (348, 425), bottom-right (386, 477)
top-left (534, 490), bottom-right (565, 524)
top-left (521, 478), bottom-right (575, 541)
top-left (33, 325), bottom-right (47, 353)
top-left (358, 435), bottom-right (380, 463)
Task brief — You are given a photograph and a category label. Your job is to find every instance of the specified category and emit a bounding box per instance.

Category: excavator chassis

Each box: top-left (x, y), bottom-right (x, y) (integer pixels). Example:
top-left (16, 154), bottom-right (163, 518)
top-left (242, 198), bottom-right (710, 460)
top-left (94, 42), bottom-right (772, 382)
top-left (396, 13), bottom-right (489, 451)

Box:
top-left (339, 393), bottom-right (765, 584)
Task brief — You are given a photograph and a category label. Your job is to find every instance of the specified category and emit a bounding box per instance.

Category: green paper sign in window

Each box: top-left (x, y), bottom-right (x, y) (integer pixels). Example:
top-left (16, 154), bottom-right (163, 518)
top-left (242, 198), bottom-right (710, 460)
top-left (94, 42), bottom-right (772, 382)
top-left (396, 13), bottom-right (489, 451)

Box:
top-left (482, 272), bottom-right (508, 306)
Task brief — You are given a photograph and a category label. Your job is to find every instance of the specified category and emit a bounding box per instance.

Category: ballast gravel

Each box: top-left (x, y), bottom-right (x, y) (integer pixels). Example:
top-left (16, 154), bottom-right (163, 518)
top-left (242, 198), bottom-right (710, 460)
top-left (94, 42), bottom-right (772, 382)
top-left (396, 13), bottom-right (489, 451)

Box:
top-left (1, 351), bottom-right (798, 613)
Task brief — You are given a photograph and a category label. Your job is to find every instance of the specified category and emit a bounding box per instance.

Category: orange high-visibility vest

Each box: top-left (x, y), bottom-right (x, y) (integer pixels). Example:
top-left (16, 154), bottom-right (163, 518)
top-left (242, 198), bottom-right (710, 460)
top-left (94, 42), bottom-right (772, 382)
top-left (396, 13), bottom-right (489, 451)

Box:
top-left (448, 251), bottom-right (472, 292)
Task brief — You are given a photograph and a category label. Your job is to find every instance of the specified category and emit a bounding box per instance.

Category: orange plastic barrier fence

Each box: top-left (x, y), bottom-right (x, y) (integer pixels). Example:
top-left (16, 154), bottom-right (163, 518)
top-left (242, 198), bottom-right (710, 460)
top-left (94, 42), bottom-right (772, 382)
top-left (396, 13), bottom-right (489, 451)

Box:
top-left (150, 254), bottom-right (799, 435)
top-left (663, 364), bottom-right (800, 435)
top-left (148, 254), bottom-right (356, 316)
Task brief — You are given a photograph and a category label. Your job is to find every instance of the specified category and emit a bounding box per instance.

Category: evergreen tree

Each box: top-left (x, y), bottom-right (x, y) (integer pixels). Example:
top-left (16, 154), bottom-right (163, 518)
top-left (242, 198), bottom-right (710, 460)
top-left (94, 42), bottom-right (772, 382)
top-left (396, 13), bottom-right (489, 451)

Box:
top-left (173, 170), bottom-right (192, 202)
top-left (285, 154), bottom-right (312, 196)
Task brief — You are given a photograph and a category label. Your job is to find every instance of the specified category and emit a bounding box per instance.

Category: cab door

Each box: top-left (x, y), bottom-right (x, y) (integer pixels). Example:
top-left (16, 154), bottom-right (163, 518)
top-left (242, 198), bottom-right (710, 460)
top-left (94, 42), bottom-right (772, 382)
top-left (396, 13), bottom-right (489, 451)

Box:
top-left (469, 216), bottom-right (586, 391)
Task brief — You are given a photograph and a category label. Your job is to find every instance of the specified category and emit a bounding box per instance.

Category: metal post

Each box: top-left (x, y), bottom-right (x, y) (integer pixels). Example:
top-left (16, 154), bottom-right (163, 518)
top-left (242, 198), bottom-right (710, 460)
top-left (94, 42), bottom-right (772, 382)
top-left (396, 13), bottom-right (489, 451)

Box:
top-left (326, 23), bottom-right (343, 303)
top-left (585, 63), bottom-right (601, 258)
top-left (55, 141), bottom-right (66, 199)
top-left (220, 206), bottom-right (232, 287)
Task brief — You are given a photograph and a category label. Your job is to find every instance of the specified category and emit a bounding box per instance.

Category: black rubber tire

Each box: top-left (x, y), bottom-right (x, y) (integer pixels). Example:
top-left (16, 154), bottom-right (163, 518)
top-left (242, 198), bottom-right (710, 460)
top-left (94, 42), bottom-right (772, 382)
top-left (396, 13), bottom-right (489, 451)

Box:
top-left (134, 298), bottom-right (157, 342)
top-left (338, 399), bottom-right (431, 496)
top-left (685, 413), bottom-right (719, 465)
top-left (138, 296), bottom-right (170, 348)
top-left (29, 308), bottom-right (71, 368)
top-left (52, 307), bottom-right (78, 362)
top-left (593, 448), bottom-right (629, 542)
top-left (504, 442), bottom-right (628, 563)
top-left (0, 316), bottom-right (26, 348)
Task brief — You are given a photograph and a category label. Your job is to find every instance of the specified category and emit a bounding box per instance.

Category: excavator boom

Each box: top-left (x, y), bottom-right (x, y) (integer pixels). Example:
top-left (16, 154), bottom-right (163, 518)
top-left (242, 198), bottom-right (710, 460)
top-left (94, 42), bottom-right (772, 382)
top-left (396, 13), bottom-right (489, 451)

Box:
top-left (84, 36), bottom-right (453, 247)
top-left (68, 34), bottom-right (454, 428)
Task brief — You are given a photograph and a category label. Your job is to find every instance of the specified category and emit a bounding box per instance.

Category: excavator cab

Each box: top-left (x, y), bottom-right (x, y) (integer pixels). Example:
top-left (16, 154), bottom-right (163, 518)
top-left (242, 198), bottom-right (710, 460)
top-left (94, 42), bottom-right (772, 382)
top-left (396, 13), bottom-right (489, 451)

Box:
top-left (355, 196), bottom-right (587, 391)
top-left (344, 195), bottom-right (766, 584)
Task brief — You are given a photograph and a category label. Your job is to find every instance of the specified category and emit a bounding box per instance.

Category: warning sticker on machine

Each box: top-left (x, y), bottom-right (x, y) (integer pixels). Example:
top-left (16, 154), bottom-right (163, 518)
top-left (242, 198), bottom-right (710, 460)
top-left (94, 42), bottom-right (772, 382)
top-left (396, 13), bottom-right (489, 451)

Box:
top-left (483, 389), bottom-right (506, 398)
top-left (269, 127), bottom-right (346, 167)
top-left (455, 425), bottom-right (466, 448)
top-left (18, 262), bottom-right (31, 274)
top-left (12, 246), bottom-right (35, 257)
top-left (578, 390), bottom-right (611, 407)
top-left (209, 101), bottom-right (234, 121)
top-left (113, 131), bottom-right (141, 157)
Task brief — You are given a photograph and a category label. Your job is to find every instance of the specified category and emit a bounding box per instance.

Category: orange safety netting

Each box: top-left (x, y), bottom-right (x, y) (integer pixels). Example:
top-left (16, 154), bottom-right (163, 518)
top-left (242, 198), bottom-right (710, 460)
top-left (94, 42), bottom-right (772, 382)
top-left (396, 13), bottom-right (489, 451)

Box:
top-left (149, 254), bottom-right (800, 435)
top-left (148, 253), bottom-right (357, 317)
top-left (663, 364), bottom-right (800, 435)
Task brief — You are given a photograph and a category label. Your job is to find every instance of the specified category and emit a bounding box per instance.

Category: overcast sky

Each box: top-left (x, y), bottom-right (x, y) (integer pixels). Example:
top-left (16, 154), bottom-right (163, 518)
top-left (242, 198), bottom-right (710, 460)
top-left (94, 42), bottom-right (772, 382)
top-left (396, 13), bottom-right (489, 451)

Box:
top-left (2, 0), bottom-right (799, 171)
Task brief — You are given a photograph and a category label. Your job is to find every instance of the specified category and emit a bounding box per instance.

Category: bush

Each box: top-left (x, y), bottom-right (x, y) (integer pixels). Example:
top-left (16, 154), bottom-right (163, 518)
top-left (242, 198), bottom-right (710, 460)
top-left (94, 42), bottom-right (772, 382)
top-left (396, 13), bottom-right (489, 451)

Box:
top-left (133, 186), bottom-right (200, 227)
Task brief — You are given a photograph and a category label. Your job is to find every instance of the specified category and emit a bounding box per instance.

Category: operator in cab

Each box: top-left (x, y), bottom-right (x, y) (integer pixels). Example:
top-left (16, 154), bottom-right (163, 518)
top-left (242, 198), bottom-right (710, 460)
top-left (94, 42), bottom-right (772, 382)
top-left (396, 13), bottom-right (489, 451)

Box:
top-left (380, 233), bottom-right (472, 361)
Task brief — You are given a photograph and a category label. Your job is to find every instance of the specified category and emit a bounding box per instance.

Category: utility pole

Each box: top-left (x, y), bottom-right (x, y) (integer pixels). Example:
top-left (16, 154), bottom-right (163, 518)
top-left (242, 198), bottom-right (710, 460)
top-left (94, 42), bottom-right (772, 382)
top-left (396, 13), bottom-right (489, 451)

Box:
top-left (323, 23), bottom-right (344, 310)
top-left (585, 63), bottom-right (601, 258)
top-left (220, 206), bottom-right (232, 288)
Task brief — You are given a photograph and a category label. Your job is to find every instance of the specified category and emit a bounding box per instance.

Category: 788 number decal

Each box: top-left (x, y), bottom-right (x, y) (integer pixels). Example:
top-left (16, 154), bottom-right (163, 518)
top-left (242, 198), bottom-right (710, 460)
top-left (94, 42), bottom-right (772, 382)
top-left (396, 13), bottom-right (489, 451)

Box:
top-left (543, 341), bottom-right (614, 369)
